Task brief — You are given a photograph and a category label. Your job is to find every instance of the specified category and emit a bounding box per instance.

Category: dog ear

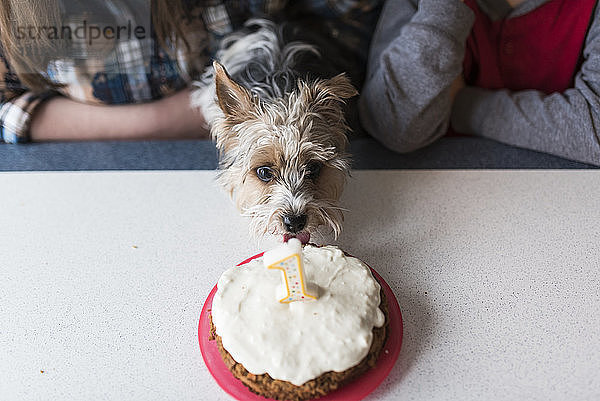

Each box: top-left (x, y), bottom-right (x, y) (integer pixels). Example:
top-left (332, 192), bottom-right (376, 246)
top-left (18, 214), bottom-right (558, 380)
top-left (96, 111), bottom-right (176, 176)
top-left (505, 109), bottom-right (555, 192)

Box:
top-left (297, 74), bottom-right (357, 148)
top-left (213, 61), bottom-right (255, 122)
top-left (317, 74), bottom-right (358, 100)
top-left (299, 73), bottom-right (358, 116)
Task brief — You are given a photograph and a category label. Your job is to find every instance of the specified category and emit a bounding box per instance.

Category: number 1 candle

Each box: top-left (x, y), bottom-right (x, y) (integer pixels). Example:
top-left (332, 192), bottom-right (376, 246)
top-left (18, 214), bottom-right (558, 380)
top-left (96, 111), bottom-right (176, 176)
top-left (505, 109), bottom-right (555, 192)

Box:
top-left (263, 238), bottom-right (317, 303)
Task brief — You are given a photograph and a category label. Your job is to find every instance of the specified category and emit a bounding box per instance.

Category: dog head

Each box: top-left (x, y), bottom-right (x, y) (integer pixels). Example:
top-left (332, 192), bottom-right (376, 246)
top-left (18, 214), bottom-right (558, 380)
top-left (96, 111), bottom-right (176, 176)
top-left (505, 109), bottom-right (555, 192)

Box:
top-left (211, 62), bottom-right (356, 243)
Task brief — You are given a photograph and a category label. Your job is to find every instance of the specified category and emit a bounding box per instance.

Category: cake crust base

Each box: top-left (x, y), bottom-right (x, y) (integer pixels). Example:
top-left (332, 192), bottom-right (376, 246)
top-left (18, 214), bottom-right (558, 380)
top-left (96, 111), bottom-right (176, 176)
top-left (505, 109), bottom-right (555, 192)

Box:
top-left (209, 287), bottom-right (389, 401)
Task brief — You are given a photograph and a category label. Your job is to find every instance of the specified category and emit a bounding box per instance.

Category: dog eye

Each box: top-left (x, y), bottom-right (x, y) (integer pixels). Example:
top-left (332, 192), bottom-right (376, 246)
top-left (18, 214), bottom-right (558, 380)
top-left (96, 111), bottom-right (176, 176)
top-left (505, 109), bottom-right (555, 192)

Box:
top-left (256, 166), bottom-right (275, 182)
top-left (306, 161), bottom-right (322, 180)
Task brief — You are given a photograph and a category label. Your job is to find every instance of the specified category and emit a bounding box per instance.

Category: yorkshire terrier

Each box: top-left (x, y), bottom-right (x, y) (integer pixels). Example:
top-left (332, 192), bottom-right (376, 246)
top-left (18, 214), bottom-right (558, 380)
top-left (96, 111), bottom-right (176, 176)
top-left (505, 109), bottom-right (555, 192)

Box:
top-left (192, 19), bottom-right (358, 244)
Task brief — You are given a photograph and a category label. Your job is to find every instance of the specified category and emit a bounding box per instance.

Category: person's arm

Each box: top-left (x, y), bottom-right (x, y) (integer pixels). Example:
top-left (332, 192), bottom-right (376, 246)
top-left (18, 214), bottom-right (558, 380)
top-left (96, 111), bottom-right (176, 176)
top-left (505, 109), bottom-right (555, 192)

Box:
top-left (0, 54), bottom-right (55, 143)
top-left (0, 49), bottom-right (207, 142)
top-left (359, 0), bottom-right (474, 153)
top-left (29, 88), bottom-right (208, 141)
top-left (451, 5), bottom-right (600, 166)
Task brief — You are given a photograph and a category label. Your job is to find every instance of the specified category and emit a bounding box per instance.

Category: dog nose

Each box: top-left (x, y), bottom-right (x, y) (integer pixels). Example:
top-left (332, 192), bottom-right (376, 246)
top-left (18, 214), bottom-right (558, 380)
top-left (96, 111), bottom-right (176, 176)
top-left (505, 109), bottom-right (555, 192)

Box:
top-left (283, 214), bottom-right (307, 234)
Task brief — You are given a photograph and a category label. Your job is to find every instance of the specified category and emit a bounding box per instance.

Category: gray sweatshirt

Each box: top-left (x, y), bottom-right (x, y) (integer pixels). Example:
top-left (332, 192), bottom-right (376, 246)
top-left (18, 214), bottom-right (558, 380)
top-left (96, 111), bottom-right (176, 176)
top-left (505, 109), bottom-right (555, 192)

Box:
top-left (359, 0), bottom-right (600, 166)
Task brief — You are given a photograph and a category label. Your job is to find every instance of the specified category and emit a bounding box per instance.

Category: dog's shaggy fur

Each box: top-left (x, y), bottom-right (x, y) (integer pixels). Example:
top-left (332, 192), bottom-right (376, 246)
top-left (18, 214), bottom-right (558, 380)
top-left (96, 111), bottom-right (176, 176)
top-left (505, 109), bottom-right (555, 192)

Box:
top-left (192, 19), bottom-right (357, 242)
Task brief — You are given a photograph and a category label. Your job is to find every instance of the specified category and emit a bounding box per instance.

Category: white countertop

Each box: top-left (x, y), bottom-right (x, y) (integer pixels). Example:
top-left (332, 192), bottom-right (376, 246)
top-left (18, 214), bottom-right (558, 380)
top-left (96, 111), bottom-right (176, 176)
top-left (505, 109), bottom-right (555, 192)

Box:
top-left (2, 170), bottom-right (600, 401)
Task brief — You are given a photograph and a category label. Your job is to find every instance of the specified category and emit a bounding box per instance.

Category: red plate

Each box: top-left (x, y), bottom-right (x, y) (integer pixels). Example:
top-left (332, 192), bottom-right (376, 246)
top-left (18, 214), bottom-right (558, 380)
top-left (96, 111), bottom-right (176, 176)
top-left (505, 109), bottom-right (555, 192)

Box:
top-left (198, 252), bottom-right (403, 401)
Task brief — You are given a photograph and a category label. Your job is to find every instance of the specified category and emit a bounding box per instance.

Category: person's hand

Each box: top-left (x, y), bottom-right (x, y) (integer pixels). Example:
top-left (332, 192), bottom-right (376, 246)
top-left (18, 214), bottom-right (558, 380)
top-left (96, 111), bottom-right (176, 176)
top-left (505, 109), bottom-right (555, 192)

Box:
top-left (151, 88), bottom-right (209, 139)
top-left (449, 75), bottom-right (465, 102)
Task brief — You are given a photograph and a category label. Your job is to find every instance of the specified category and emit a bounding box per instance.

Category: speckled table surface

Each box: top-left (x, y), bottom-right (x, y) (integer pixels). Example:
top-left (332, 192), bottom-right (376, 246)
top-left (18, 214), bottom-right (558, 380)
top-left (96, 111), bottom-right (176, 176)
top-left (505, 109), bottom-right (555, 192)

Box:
top-left (2, 170), bottom-right (600, 401)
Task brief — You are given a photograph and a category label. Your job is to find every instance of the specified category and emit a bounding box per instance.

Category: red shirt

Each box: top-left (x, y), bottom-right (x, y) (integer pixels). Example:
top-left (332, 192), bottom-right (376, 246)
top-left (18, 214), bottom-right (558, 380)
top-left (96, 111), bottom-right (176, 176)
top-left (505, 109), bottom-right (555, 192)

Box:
top-left (462, 0), bottom-right (597, 94)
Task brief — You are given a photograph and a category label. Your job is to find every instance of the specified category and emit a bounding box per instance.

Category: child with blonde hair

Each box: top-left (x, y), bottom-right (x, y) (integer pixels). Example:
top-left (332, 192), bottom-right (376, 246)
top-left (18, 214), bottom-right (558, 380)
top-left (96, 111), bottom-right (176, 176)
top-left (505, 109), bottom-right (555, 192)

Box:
top-left (0, 0), bottom-right (381, 143)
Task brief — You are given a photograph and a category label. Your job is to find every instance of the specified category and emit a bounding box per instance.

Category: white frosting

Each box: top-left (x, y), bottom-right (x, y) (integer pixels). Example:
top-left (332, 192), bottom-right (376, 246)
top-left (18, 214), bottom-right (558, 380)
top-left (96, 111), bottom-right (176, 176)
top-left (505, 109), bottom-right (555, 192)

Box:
top-left (211, 245), bottom-right (385, 386)
top-left (262, 238), bottom-right (302, 267)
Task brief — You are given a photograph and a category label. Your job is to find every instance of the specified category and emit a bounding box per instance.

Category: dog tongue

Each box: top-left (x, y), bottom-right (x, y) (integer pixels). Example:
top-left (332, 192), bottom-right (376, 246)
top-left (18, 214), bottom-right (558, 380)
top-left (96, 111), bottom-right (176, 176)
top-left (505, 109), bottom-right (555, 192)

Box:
top-left (283, 232), bottom-right (310, 244)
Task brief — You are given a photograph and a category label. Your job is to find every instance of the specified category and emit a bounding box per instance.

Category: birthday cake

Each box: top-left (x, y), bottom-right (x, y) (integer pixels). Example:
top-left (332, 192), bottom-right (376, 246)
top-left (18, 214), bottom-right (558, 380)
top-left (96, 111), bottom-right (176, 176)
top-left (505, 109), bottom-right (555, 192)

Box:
top-left (209, 240), bottom-right (388, 400)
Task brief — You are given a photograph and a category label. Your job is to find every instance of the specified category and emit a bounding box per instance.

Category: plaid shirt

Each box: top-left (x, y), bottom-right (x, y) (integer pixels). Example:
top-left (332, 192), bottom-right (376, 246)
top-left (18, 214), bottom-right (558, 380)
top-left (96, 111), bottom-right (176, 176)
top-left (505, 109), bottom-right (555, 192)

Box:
top-left (0, 0), bottom-right (381, 143)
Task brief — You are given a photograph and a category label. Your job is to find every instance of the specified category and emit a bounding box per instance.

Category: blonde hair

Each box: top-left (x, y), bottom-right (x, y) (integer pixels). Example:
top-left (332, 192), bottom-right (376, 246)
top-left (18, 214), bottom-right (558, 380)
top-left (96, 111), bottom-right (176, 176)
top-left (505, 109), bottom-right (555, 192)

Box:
top-left (0, 0), bottom-right (188, 91)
